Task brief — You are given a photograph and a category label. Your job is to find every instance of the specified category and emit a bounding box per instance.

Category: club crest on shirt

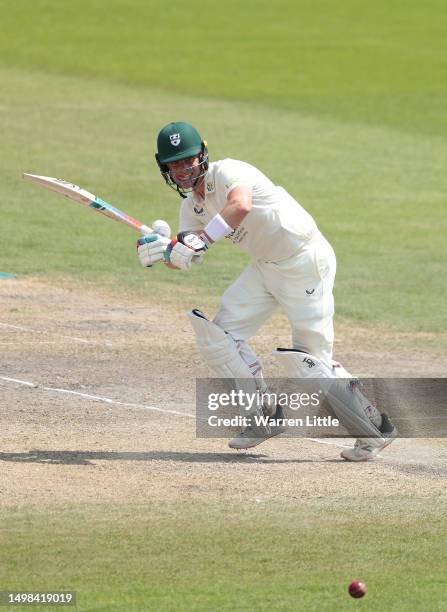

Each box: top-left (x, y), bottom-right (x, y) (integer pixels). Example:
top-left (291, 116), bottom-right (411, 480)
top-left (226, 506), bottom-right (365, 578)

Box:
top-left (206, 180), bottom-right (215, 193)
top-left (170, 133), bottom-right (181, 147)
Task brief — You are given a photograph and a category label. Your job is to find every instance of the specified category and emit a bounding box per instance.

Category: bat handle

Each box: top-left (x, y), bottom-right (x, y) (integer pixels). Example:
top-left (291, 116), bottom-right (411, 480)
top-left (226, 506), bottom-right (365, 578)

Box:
top-left (140, 224), bottom-right (154, 235)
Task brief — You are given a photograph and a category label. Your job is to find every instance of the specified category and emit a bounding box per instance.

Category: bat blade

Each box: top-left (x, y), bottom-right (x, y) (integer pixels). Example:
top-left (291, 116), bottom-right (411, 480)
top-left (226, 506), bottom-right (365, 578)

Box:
top-left (23, 173), bottom-right (97, 205)
top-left (23, 173), bottom-right (152, 235)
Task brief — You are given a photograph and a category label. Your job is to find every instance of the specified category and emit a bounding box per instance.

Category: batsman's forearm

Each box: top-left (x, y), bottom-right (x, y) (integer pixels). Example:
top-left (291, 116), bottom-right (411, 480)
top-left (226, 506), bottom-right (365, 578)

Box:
top-left (199, 202), bottom-right (247, 244)
top-left (220, 197), bottom-right (252, 229)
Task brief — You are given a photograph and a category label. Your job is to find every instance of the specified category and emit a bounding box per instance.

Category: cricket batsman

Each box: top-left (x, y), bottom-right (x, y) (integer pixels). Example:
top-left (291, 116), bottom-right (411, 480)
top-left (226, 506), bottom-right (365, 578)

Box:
top-left (137, 121), bottom-right (397, 461)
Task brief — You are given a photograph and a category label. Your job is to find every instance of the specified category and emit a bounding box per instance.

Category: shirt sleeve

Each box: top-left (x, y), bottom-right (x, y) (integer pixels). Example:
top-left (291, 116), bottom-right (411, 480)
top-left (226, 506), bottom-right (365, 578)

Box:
top-left (214, 159), bottom-right (255, 200)
top-left (178, 199), bottom-right (205, 233)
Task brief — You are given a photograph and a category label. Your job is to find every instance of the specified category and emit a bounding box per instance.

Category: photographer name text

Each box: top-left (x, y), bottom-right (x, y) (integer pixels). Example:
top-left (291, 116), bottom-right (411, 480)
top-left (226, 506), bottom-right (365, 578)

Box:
top-left (208, 415), bottom-right (339, 428)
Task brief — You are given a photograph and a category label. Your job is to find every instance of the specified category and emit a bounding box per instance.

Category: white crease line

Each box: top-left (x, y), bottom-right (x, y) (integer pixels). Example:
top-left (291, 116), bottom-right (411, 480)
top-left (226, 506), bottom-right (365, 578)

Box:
top-left (0, 376), bottom-right (36, 387)
top-left (0, 322), bottom-right (113, 347)
top-left (309, 438), bottom-right (349, 449)
top-left (0, 376), bottom-right (195, 419)
top-left (0, 376), bottom-right (355, 449)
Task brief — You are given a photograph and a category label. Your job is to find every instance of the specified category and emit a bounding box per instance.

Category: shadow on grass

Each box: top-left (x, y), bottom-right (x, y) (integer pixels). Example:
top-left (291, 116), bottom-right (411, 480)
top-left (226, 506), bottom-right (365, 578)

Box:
top-left (0, 450), bottom-right (340, 466)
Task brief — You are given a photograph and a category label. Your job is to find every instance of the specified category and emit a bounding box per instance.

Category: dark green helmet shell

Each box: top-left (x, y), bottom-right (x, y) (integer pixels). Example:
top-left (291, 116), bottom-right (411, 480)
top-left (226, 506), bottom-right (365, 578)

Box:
top-left (155, 122), bottom-right (209, 198)
top-left (156, 122), bottom-right (203, 164)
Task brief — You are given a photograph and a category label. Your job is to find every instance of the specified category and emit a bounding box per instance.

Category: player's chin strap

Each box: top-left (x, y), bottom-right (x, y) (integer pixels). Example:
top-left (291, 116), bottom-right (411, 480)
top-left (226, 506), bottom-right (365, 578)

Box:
top-left (273, 348), bottom-right (391, 447)
top-left (187, 309), bottom-right (275, 422)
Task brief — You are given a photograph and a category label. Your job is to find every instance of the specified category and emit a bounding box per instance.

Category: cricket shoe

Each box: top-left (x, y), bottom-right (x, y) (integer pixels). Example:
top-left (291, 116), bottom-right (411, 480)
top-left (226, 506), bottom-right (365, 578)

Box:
top-left (229, 406), bottom-right (286, 450)
top-left (341, 413), bottom-right (397, 462)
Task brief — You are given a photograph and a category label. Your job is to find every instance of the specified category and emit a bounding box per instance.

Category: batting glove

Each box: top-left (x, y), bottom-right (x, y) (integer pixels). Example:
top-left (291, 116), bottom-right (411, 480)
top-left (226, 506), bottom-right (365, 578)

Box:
top-left (137, 234), bottom-right (171, 267)
top-left (165, 233), bottom-right (208, 270)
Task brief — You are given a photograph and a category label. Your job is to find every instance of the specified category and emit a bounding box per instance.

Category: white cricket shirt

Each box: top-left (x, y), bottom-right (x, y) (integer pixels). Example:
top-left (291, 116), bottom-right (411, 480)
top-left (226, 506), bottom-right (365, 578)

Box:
top-left (179, 159), bottom-right (319, 262)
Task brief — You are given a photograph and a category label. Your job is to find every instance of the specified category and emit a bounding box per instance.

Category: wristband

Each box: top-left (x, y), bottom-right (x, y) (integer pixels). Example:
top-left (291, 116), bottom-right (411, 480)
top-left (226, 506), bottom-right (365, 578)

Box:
top-left (203, 214), bottom-right (233, 242)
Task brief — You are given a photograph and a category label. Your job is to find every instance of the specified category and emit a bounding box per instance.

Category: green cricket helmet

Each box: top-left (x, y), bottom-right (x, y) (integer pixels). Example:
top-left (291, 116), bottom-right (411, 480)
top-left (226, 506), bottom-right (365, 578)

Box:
top-left (155, 121), bottom-right (209, 197)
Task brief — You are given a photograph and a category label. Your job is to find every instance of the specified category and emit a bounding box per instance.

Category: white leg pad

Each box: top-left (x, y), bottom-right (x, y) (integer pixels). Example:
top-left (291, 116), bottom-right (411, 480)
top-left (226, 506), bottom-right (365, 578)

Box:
top-left (235, 338), bottom-right (275, 414)
top-left (188, 310), bottom-right (267, 421)
top-left (273, 348), bottom-right (386, 447)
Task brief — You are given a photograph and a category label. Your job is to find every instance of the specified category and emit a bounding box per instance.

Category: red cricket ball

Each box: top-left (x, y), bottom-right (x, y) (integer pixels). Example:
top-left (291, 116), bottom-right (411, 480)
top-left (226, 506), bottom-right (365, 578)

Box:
top-left (348, 580), bottom-right (367, 598)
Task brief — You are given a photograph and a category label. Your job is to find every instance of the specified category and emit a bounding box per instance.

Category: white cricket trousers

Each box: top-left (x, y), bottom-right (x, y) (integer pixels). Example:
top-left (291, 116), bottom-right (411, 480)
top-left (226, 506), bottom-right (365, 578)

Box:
top-left (213, 233), bottom-right (337, 366)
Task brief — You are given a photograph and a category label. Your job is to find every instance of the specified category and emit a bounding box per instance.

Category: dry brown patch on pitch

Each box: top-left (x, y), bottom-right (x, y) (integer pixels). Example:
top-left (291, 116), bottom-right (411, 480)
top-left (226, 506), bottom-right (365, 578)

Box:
top-left (0, 277), bottom-right (446, 509)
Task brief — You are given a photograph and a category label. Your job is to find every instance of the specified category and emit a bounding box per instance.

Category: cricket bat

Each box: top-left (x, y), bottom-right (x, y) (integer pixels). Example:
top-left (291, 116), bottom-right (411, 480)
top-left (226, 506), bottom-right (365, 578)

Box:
top-left (23, 173), bottom-right (153, 235)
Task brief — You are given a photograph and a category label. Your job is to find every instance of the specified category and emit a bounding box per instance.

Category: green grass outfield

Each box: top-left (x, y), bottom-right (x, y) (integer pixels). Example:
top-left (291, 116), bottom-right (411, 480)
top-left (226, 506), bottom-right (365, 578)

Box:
top-left (1, 499), bottom-right (447, 611)
top-left (1, 0), bottom-right (446, 336)
top-left (1, 2), bottom-right (446, 610)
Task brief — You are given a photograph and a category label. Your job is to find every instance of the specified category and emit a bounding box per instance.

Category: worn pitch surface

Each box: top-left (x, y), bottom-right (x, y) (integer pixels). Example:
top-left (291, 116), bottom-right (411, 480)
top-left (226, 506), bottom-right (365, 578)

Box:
top-left (1, 278), bottom-right (446, 509)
